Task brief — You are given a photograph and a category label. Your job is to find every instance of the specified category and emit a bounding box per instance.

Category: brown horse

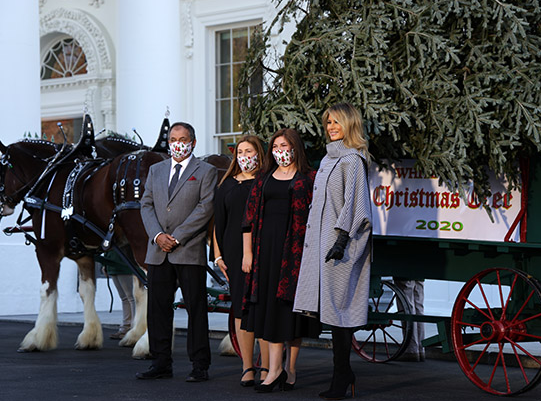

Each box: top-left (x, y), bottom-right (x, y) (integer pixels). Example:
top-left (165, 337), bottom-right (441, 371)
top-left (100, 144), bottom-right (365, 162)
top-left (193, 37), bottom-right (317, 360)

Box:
top-left (0, 138), bottom-right (230, 357)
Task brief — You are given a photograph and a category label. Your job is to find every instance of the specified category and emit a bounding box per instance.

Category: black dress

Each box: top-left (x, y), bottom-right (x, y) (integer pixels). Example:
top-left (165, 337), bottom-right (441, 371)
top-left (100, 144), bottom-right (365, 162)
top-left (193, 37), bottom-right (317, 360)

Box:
top-left (214, 176), bottom-right (254, 318)
top-left (242, 175), bottom-right (320, 342)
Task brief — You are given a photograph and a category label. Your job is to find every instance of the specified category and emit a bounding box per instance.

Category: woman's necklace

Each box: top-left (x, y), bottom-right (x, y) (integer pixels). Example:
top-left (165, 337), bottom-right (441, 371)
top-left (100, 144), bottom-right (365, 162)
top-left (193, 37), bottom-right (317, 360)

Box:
top-left (277, 166), bottom-right (296, 178)
top-left (236, 172), bottom-right (255, 182)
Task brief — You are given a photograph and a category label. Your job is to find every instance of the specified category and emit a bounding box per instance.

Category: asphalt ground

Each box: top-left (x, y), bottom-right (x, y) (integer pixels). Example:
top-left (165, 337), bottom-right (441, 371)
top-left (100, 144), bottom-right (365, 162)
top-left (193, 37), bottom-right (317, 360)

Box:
top-left (1, 321), bottom-right (541, 401)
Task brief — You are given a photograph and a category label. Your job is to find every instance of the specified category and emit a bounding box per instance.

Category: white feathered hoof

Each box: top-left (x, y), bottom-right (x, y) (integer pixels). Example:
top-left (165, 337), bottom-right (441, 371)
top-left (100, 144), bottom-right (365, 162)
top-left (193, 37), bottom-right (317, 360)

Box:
top-left (119, 327), bottom-right (143, 348)
top-left (132, 331), bottom-right (151, 359)
top-left (218, 334), bottom-right (237, 356)
top-left (75, 323), bottom-right (103, 350)
top-left (18, 325), bottom-right (58, 352)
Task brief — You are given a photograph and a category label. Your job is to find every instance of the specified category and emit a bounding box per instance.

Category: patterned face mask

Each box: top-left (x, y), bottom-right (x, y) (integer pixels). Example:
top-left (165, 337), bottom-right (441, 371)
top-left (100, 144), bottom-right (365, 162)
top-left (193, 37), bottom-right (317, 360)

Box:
top-left (272, 148), bottom-right (294, 167)
top-left (237, 153), bottom-right (259, 173)
top-left (169, 141), bottom-right (193, 159)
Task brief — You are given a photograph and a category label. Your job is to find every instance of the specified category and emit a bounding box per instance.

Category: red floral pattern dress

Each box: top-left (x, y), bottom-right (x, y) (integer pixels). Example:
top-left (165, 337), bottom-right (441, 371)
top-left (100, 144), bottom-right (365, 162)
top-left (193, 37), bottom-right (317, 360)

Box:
top-left (242, 169), bottom-right (316, 304)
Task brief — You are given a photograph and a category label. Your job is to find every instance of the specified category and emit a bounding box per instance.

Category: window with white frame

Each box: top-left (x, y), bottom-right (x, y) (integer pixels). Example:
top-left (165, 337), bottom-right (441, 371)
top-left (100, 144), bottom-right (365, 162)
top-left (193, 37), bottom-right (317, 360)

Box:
top-left (214, 25), bottom-right (262, 155)
top-left (41, 37), bottom-right (88, 80)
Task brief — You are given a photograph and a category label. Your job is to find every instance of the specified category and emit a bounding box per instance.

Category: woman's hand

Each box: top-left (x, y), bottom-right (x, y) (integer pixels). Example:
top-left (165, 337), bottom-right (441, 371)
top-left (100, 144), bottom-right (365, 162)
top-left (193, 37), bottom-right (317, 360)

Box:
top-left (242, 253), bottom-right (253, 273)
top-left (216, 259), bottom-right (229, 281)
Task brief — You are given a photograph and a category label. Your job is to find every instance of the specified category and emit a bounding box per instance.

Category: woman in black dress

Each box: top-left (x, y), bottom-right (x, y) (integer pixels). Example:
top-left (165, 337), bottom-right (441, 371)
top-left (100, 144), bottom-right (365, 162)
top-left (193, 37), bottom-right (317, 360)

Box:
top-left (241, 128), bottom-right (320, 393)
top-left (213, 135), bottom-right (268, 387)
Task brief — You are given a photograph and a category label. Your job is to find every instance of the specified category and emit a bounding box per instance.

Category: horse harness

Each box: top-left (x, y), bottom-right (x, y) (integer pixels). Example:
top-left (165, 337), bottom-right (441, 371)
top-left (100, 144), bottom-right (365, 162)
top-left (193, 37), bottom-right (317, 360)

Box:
top-left (14, 150), bottom-right (148, 284)
top-left (102, 151), bottom-right (146, 250)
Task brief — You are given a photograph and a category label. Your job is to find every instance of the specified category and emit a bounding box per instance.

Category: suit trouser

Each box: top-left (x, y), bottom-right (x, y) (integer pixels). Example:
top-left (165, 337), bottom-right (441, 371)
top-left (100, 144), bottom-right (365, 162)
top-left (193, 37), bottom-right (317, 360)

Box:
top-left (394, 279), bottom-right (425, 356)
top-left (147, 259), bottom-right (211, 370)
top-left (111, 274), bottom-right (135, 331)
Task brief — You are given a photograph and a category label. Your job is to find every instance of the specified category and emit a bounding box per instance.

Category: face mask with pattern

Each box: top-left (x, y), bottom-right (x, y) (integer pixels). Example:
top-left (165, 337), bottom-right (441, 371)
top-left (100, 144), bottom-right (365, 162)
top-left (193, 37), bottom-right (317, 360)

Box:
top-left (169, 141), bottom-right (193, 159)
top-left (272, 148), bottom-right (294, 167)
top-left (237, 153), bottom-right (259, 173)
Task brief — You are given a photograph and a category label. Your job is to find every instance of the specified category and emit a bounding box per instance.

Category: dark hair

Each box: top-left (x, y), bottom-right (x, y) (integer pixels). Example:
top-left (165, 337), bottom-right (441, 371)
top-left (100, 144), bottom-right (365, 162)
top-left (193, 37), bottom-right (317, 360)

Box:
top-left (264, 128), bottom-right (311, 175)
top-left (169, 122), bottom-right (196, 141)
top-left (219, 135), bottom-right (265, 186)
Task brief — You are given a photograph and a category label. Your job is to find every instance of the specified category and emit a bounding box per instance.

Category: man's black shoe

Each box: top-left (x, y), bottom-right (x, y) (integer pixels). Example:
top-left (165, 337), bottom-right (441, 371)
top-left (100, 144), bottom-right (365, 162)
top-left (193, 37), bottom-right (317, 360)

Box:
top-left (186, 368), bottom-right (209, 382)
top-left (135, 365), bottom-right (173, 380)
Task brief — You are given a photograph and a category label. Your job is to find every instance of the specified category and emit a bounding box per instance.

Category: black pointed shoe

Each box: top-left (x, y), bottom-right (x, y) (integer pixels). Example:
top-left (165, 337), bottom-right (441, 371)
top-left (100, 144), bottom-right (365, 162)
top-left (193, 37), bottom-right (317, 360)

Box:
top-left (186, 368), bottom-right (209, 382)
top-left (240, 367), bottom-right (256, 387)
top-left (135, 365), bottom-right (173, 380)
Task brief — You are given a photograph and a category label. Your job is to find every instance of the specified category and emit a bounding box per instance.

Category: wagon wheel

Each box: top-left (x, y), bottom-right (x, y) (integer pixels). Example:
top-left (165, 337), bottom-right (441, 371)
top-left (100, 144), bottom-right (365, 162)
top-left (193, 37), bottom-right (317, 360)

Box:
top-left (451, 267), bottom-right (541, 396)
top-left (228, 308), bottom-right (242, 358)
top-left (227, 308), bottom-right (262, 367)
top-left (352, 280), bottom-right (413, 363)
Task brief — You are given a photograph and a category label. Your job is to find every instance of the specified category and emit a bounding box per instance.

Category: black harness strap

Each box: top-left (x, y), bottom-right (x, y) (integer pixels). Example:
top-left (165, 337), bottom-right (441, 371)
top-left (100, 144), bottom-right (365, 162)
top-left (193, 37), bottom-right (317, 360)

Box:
top-left (102, 152), bottom-right (144, 250)
top-left (23, 195), bottom-right (147, 286)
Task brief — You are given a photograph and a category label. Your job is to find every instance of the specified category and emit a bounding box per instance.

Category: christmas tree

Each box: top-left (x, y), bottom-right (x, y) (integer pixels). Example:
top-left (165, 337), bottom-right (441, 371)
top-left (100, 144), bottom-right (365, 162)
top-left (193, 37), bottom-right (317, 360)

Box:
top-left (239, 0), bottom-right (541, 204)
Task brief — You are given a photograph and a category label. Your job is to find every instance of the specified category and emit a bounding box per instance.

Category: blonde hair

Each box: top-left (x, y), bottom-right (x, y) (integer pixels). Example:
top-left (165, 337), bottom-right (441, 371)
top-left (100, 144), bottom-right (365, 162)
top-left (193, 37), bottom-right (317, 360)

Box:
top-left (219, 135), bottom-right (265, 186)
top-left (322, 103), bottom-right (370, 162)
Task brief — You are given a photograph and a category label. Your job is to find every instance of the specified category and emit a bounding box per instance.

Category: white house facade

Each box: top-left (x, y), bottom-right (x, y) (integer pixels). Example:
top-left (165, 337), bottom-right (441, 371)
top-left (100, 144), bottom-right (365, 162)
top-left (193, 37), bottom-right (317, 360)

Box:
top-left (0, 0), bottom-right (457, 318)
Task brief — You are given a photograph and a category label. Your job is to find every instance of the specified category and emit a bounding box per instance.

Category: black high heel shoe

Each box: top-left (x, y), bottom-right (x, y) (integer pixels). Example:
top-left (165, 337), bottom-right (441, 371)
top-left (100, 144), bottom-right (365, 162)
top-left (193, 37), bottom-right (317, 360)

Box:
top-left (319, 371), bottom-right (355, 400)
top-left (254, 370), bottom-right (287, 393)
top-left (257, 367), bottom-right (269, 385)
top-left (240, 367), bottom-right (256, 387)
top-left (282, 380), bottom-right (296, 391)
top-left (283, 371), bottom-right (296, 391)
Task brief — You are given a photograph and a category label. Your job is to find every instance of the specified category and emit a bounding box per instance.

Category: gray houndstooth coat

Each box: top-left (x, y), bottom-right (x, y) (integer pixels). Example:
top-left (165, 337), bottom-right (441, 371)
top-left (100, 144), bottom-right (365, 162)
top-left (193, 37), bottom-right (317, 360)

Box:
top-left (293, 140), bottom-right (372, 327)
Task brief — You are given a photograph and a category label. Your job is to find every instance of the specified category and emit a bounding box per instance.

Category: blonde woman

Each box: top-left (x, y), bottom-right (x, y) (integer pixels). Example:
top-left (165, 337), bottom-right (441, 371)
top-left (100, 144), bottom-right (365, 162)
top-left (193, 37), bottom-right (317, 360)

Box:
top-left (213, 135), bottom-right (269, 386)
top-left (294, 103), bottom-right (372, 400)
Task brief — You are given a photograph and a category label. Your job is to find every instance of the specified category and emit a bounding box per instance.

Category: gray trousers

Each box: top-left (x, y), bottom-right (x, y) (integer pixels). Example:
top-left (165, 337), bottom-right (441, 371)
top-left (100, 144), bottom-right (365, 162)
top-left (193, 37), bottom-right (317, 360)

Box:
top-left (394, 280), bottom-right (425, 357)
top-left (112, 274), bottom-right (135, 332)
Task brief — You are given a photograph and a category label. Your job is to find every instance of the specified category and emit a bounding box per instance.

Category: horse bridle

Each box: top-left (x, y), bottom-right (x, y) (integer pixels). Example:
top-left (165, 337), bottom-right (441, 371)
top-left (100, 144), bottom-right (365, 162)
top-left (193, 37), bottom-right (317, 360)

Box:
top-left (0, 146), bottom-right (56, 219)
top-left (0, 150), bottom-right (17, 217)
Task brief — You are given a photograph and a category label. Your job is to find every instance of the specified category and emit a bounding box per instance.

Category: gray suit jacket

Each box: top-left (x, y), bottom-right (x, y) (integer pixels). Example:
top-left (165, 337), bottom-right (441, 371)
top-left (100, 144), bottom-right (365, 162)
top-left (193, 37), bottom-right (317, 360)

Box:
top-left (140, 156), bottom-right (217, 266)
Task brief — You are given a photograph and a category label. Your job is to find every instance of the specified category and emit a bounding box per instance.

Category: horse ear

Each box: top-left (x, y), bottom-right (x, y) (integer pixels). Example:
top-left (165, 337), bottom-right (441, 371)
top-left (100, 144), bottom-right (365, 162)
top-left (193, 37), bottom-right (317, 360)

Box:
top-left (0, 141), bottom-right (6, 154)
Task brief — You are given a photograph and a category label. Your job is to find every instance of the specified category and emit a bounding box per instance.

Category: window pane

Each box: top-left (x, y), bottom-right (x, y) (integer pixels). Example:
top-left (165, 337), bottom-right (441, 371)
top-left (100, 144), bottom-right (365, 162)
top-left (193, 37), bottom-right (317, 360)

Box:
top-left (217, 65), bottom-right (231, 99)
top-left (232, 63), bottom-right (242, 97)
top-left (232, 99), bottom-right (241, 133)
top-left (232, 28), bottom-right (248, 62)
top-left (41, 38), bottom-right (87, 80)
top-left (41, 117), bottom-right (82, 143)
top-left (217, 135), bottom-right (238, 155)
top-left (250, 63), bottom-right (263, 94)
top-left (217, 99), bottom-right (231, 133)
top-left (217, 30), bottom-right (231, 64)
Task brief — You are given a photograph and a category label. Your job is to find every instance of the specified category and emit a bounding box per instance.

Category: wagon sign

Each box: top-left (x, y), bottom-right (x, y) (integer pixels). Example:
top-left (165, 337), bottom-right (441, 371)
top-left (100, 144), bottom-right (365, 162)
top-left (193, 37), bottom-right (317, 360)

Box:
top-left (370, 160), bottom-right (521, 242)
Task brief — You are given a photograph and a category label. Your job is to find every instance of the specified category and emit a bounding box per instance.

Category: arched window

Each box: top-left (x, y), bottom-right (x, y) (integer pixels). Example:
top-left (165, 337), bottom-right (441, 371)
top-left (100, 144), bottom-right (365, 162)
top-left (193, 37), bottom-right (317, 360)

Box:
top-left (41, 38), bottom-right (88, 79)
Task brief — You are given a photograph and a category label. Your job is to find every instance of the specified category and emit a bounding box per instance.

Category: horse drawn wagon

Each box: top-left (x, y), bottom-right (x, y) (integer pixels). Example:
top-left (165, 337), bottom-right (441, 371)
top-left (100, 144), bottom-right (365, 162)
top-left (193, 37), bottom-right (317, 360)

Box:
top-left (175, 155), bottom-right (541, 397)
top-left (2, 115), bottom-right (540, 396)
top-left (345, 157), bottom-right (541, 396)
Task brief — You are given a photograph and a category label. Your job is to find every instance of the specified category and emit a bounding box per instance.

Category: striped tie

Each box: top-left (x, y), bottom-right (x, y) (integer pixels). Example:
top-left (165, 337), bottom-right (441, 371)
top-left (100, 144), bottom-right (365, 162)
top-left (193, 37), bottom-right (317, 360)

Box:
top-left (168, 164), bottom-right (181, 198)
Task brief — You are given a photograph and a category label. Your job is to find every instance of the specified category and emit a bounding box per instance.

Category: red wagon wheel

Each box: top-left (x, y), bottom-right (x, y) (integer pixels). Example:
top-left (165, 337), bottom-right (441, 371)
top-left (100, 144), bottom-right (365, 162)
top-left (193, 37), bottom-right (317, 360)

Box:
top-left (228, 308), bottom-right (242, 358)
top-left (352, 280), bottom-right (413, 363)
top-left (227, 308), bottom-right (262, 367)
top-left (451, 267), bottom-right (541, 395)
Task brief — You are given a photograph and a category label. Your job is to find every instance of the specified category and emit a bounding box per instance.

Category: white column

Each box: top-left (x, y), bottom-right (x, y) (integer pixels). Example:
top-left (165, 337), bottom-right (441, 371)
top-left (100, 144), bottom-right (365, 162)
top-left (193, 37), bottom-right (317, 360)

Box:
top-left (116, 0), bottom-right (183, 146)
top-left (0, 0), bottom-right (41, 144)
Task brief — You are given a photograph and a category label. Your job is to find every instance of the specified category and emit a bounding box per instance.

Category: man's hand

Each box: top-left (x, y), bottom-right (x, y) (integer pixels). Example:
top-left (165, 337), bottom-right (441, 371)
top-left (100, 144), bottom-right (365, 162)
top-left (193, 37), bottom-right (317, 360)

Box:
top-left (156, 233), bottom-right (179, 253)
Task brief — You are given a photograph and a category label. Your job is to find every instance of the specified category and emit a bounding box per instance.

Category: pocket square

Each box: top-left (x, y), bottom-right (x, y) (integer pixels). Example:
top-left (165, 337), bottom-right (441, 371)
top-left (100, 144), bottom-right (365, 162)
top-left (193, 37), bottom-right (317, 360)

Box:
top-left (188, 176), bottom-right (197, 181)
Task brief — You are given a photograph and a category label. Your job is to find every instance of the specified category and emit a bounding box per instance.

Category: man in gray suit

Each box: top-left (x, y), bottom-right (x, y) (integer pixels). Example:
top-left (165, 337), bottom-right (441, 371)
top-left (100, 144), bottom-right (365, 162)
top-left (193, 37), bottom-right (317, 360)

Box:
top-left (136, 122), bottom-right (217, 382)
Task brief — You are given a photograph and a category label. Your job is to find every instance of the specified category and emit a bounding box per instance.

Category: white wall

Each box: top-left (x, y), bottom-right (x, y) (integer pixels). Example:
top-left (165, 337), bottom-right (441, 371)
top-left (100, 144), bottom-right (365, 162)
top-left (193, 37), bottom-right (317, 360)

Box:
top-left (1, 0), bottom-right (464, 319)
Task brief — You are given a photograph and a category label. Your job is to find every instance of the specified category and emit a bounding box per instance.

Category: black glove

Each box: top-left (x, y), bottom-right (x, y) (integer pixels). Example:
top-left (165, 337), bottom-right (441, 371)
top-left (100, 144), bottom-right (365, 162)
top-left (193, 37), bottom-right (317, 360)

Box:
top-left (325, 229), bottom-right (349, 262)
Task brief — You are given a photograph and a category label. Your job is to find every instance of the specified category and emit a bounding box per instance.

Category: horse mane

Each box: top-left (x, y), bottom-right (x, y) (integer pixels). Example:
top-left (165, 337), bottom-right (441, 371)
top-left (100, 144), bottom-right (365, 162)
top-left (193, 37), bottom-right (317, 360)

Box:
top-left (14, 138), bottom-right (70, 154)
top-left (95, 134), bottom-right (149, 150)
